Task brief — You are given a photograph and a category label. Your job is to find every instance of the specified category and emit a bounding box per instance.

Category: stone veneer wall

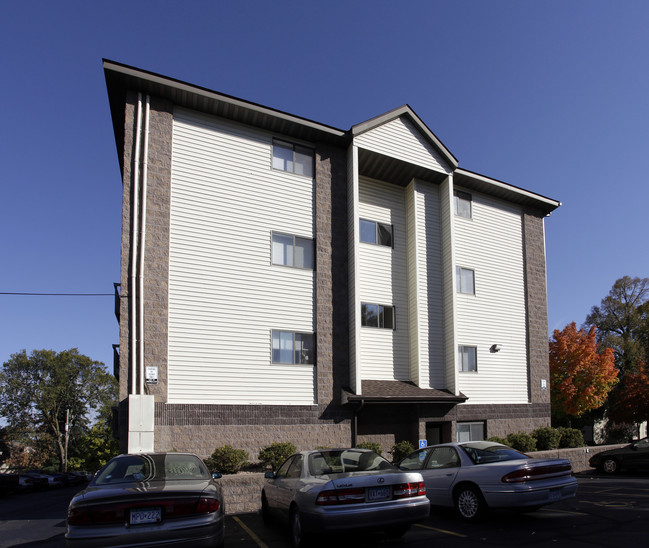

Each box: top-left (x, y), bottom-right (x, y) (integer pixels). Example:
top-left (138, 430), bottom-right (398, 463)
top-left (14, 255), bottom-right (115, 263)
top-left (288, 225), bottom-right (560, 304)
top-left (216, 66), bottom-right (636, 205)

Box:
top-left (523, 211), bottom-right (551, 405)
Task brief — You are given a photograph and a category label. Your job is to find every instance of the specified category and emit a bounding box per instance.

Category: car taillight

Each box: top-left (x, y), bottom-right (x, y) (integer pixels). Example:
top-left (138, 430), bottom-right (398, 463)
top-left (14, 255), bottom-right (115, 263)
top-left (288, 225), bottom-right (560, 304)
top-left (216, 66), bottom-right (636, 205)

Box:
top-left (316, 488), bottom-right (365, 505)
top-left (196, 497), bottom-right (220, 514)
top-left (67, 497), bottom-right (220, 525)
top-left (393, 482), bottom-right (426, 499)
top-left (502, 463), bottom-right (572, 483)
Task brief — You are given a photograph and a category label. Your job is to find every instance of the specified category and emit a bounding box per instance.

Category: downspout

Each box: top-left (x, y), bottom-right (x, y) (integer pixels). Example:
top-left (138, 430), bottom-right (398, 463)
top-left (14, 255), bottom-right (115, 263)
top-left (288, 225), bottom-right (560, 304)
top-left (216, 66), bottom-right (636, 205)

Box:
top-left (138, 94), bottom-right (150, 395)
top-left (352, 398), bottom-right (365, 447)
top-left (130, 93), bottom-right (143, 395)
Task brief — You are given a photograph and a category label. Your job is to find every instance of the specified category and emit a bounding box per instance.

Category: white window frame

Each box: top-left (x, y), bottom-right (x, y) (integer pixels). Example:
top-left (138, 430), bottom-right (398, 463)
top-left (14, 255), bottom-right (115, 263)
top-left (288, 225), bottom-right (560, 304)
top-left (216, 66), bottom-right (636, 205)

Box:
top-left (361, 302), bottom-right (395, 330)
top-left (458, 345), bottom-right (477, 372)
top-left (271, 232), bottom-right (314, 270)
top-left (272, 139), bottom-right (314, 178)
top-left (454, 190), bottom-right (472, 219)
top-left (359, 218), bottom-right (393, 247)
top-left (457, 422), bottom-right (485, 442)
top-left (271, 330), bottom-right (315, 365)
top-left (456, 266), bottom-right (475, 295)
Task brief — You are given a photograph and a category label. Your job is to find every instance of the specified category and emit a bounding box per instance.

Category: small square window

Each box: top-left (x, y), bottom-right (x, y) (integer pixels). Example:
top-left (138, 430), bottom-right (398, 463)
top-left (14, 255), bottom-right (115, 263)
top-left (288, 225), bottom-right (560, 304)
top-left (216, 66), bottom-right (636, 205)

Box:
top-left (361, 303), bottom-right (395, 329)
top-left (359, 219), bottom-right (393, 247)
top-left (454, 190), bottom-right (472, 219)
top-left (272, 140), bottom-right (314, 178)
top-left (458, 346), bottom-right (477, 372)
top-left (457, 422), bottom-right (484, 442)
top-left (272, 233), bottom-right (314, 269)
top-left (272, 331), bottom-right (314, 365)
top-left (456, 266), bottom-right (475, 294)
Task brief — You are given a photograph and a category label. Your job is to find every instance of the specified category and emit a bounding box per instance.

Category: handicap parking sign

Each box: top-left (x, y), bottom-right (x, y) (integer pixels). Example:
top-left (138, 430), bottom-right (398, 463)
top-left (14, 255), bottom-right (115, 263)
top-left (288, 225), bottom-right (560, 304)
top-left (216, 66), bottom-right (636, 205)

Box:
top-left (419, 439), bottom-right (427, 449)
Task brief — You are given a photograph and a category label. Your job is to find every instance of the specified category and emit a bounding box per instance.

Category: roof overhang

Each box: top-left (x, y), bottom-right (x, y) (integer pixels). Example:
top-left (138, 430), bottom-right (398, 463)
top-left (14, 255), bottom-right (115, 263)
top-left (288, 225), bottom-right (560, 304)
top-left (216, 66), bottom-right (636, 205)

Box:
top-left (103, 59), bottom-right (348, 171)
top-left (352, 105), bottom-right (459, 170)
top-left (454, 168), bottom-right (561, 216)
top-left (342, 380), bottom-right (468, 405)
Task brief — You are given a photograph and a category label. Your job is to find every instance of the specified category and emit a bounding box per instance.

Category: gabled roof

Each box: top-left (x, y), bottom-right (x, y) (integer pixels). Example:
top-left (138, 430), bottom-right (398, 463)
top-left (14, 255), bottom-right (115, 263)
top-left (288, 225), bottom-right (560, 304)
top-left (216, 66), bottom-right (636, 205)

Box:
top-left (351, 105), bottom-right (459, 170)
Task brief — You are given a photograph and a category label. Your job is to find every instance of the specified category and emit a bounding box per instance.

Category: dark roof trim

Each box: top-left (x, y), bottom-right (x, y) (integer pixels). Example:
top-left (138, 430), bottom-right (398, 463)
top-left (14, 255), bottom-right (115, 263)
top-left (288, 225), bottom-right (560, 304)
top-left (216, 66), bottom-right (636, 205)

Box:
top-left (342, 381), bottom-right (468, 405)
top-left (351, 105), bottom-right (459, 170)
top-left (454, 167), bottom-right (561, 215)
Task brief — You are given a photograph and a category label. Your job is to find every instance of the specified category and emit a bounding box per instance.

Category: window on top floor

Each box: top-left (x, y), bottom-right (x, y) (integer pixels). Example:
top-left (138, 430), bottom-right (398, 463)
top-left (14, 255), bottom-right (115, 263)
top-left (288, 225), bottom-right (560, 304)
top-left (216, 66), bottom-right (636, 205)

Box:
top-left (454, 190), bottom-right (472, 219)
top-left (456, 266), bottom-right (475, 294)
top-left (272, 139), bottom-right (314, 177)
top-left (272, 330), bottom-right (314, 365)
top-left (361, 303), bottom-right (395, 330)
top-left (272, 232), bottom-right (314, 269)
top-left (359, 219), bottom-right (393, 247)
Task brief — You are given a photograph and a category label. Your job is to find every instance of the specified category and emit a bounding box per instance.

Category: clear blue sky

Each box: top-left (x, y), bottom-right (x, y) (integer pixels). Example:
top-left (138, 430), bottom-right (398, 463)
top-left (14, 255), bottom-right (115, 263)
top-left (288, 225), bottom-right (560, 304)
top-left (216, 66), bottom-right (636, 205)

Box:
top-left (1, 1), bottom-right (647, 372)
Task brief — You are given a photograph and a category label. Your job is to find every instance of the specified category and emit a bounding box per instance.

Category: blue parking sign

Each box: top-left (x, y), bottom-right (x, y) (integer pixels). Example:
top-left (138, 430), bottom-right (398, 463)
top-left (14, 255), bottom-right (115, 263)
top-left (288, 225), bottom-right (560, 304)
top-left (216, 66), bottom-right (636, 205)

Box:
top-left (419, 439), bottom-right (427, 449)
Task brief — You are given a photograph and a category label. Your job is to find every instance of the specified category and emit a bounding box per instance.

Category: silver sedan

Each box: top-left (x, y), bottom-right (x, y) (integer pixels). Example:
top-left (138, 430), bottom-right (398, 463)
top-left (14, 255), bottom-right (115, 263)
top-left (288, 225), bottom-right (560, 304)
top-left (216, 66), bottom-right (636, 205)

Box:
top-left (65, 453), bottom-right (224, 547)
top-left (399, 441), bottom-right (577, 521)
top-left (261, 448), bottom-right (430, 547)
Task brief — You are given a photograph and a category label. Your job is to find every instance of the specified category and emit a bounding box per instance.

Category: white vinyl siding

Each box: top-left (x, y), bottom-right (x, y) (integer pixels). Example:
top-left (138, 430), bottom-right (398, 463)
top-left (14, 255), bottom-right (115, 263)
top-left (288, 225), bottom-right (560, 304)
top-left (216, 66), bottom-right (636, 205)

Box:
top-left (355, 116), bottom-right (452, 175)
top-left (168, 108), bottom-right (315, 405)
top-left (358, 177), bottom-right (409, 380)
top-left (406, 181), bottom-right (446, 388)
top-left (454, 190), bottom-right (527, 404)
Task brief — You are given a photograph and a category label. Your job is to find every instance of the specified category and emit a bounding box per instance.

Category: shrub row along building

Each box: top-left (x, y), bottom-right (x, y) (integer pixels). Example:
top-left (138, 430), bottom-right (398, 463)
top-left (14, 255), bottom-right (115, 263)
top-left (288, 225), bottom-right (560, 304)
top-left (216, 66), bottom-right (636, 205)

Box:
top-left (104, 60), bottom-right (561, 457)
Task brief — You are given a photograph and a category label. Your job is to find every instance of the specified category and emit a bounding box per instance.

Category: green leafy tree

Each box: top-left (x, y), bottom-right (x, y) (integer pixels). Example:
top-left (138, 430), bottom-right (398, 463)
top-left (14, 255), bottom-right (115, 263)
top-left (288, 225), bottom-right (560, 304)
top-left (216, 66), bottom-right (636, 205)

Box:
top-left (68, 406), bottom-right (119, 472)
top-left (0, 348), bottom-right (118, 471)
top-left (585, 276), bottom-right (649, 375)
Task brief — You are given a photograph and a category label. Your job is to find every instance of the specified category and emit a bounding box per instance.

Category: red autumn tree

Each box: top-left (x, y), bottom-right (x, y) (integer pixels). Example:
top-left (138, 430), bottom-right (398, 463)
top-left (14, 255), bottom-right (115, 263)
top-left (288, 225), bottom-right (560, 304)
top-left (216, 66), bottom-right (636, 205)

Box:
top-left (549, 322), bottom-right (618, 421)
top-left (608, 362), bottom-right (649, 425)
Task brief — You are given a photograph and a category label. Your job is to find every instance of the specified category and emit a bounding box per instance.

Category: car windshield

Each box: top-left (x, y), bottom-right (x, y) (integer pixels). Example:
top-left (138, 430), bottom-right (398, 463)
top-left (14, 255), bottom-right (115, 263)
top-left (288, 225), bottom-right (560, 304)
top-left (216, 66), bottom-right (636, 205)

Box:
top-left (460, 442), bottom-right (529, 465)
top-left (94, 454), bottom-right (210, 484)
top-left (307, 450), bottom-right (395, 475)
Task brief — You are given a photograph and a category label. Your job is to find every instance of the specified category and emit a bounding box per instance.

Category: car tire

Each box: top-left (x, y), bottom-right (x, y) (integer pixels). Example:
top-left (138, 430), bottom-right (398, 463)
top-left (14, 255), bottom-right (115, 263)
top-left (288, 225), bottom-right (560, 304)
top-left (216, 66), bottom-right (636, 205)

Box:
top-left (261, 492), bottom-right (271, 526)
top-left (384, 524), bottom-right (410, 539)
top-left (454, 484), bottom-right (486, 521)
top-left (290, 507), bottom-right (310, 548)
top-left (602, 458), bottom-right (619, 474)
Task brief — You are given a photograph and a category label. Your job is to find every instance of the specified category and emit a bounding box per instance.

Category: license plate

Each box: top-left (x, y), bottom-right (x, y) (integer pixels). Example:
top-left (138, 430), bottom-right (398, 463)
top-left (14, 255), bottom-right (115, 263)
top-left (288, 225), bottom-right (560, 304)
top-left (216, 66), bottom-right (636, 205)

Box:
top-left (130, 507), bottom-right (162, 525)
top-left (367, 486), bottom-right (391, 501)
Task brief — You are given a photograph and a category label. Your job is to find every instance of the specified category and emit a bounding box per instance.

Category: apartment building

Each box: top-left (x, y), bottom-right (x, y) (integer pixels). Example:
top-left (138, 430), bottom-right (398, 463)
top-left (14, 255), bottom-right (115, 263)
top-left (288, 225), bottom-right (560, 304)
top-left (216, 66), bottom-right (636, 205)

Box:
top-left (104, 60), bottom-right (560, 457)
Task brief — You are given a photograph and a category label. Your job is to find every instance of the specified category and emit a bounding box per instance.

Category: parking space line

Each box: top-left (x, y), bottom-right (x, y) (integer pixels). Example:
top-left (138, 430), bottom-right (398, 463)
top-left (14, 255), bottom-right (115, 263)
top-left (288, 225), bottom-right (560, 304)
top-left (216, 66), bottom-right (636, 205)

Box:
top-left (415, 523), bottom-right (468, 538)
top-left (232, 516), bottom-right (269, 548)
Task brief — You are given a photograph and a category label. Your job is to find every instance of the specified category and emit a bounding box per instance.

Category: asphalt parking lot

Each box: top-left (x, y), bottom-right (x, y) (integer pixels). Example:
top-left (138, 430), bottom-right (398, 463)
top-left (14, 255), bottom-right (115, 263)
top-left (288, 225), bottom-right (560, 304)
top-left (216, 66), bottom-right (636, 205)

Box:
top-left (224, 472), bottom-right (649, 548)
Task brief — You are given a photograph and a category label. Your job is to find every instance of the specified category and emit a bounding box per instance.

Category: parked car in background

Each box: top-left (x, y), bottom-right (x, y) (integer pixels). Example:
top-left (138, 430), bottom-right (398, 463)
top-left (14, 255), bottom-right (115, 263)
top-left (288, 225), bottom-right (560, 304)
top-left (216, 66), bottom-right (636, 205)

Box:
top-left (262, 448), bottom-right (430, 548)
top-left (21, 472), bottom-right (49, 490)
top-left (0, 473), bottom-right (20, 496)
top-left (589, 437), bottom-right (649, 474)
top-left (66, 453), bottom-right (224, 547)
top-left (399, 441), bottom-right (577, 521)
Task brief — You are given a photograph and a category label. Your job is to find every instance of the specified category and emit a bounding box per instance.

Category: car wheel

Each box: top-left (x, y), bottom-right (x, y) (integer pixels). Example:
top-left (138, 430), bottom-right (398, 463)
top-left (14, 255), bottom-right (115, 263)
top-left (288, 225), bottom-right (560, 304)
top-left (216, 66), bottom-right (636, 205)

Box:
top-left (454, 485), bottom-right (486, 521)
top-left (261, 492), bottom-right (271, 526)
top-left (602, 458), bottom-right (619, 474)
top-left (290, 507), bottom-right (309, 548)
top-left (384, 524), bottom-right (410, 539)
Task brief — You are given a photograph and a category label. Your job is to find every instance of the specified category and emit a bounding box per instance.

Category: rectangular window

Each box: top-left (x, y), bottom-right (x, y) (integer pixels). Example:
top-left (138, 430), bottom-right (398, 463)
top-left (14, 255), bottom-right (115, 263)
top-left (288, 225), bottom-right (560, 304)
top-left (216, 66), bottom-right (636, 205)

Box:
top-left (454, 190), bottom-right (472, 219)
top-left (272, 233), bottom-right (314, 269)
top-left (456, 266), bottom-right (475, 294)
top-left (457, 422), bottom-right (484, 442)
top-left (458, 345), bottom-right (477, 372)
top-left (361, 303), bottom-right (395, 329)
top-left (272, 330), bottom-right (314, 365)
top-left (272, 139), bottom-right (314, 178)
top-left (359, 219), bottom-right (393, 247)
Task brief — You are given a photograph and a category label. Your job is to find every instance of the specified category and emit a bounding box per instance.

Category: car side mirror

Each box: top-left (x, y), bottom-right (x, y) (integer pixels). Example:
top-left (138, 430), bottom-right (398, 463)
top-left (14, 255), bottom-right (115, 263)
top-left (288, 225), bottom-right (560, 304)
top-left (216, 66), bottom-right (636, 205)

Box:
top-left (212, 472), bottom-right (222, 479)
top-left (264, 471), bottom-right (275, 479)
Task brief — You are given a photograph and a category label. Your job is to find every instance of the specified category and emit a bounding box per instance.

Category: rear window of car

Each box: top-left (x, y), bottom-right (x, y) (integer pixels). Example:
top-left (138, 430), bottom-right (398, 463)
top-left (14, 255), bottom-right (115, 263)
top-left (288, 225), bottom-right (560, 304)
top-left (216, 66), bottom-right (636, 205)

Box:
top-left (94, 454), bottom-right (210, 484)
top-left (308, 450), bottom-right (395, 475)
top-left (460, 442), bottom-right (529, 465)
